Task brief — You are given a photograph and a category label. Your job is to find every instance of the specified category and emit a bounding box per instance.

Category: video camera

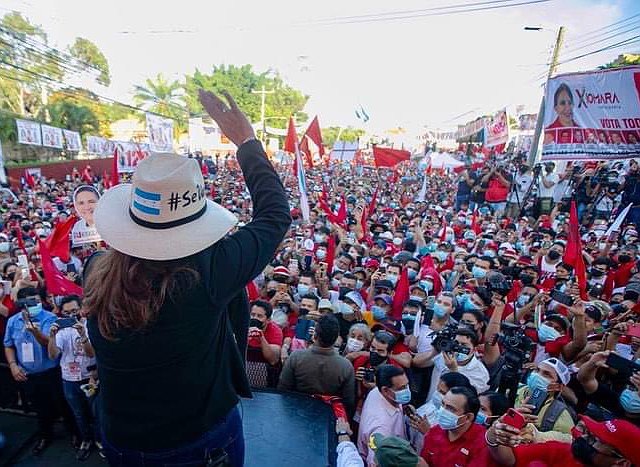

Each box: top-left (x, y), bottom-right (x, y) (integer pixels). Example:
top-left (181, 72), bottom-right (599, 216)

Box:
top-left (430, 323), bottom-right (471, 355)
top-left (486, 272), bottom-right (512, 298)
top-left (492, 322), bottom-right (534, 406)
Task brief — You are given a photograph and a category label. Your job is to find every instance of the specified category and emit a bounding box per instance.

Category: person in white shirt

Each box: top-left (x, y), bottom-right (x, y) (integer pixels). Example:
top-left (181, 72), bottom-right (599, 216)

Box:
top-left (47, 295), bottom-right (98, 460)
top-left (417, 327), bottom-right (490, 402)
top-left (357, 365), bottom-right (410, 465)
top-left (506, 165), bottom-right (533, 218)
top-left (538, 163), bottom-right (559, 215)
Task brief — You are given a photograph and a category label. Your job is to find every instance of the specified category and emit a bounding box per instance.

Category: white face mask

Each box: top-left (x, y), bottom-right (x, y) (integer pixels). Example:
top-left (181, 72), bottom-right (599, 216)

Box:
top-left (346, 337), bottom-right (364, 352)
top-left (393, 237), bottom-right (403, 246)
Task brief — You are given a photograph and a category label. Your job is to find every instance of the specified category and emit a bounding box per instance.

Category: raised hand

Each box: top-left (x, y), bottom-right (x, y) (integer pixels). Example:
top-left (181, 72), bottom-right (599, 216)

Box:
top-left (198, 90), bottom-right (255, 147)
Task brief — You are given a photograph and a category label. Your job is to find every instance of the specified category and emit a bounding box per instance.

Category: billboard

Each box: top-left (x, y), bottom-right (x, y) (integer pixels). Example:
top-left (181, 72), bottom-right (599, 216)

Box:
top-left (541, 66), bottom-right (640, 161)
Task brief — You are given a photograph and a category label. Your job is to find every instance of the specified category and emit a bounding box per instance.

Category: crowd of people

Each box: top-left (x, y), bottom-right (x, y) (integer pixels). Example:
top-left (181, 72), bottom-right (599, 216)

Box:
top-left (1, 126), bottom-right (640, 466)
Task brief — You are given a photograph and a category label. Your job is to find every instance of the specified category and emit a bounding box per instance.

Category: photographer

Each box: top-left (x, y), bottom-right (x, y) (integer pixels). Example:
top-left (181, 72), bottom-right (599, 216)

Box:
top-left (537, 162), bottom-right (558, 215)
top-left (482, 165), bottom-right (512, 218)
top-left (455, 165), bottom-right (477, 211)
top-left (247, 300), bottom-right (283, 366)
top-left (506, 164), bottom-right (533, 219)
top-left (418, 326), bottom-right (490, 401)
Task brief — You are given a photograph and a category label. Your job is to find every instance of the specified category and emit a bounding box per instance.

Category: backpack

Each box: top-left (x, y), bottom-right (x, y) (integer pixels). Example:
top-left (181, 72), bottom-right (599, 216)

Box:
top-left (539, 397), bottom-right (577, 432)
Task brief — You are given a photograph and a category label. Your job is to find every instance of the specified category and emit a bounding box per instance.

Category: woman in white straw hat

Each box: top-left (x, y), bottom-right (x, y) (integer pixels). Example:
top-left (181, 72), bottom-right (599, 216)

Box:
top-left (83, 90), bottom-right (291, 466)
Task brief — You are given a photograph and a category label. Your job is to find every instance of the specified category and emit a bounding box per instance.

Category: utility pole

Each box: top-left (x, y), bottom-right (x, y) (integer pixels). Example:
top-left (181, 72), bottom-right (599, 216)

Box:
top-left (528, 26), bottom-right (565, 166)
top-left (251, 85), bottom-right (274, 143)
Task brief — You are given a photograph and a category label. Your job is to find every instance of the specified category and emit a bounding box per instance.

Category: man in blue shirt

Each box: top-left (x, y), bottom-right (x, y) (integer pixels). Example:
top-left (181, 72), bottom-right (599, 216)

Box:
top-left (3, 287), bottom-right (72, 455)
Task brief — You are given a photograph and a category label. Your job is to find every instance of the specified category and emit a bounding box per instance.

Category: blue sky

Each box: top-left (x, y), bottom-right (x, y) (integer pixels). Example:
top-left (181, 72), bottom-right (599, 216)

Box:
top-left (2, 0), bottom-right (639, 135)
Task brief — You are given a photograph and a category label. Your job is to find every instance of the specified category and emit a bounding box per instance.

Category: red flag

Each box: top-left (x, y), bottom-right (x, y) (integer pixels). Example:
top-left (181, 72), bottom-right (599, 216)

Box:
top-left (563, 201), bottom-right (588, 300)
top-left (246, 280), bottom-right (260, 302)
top-left (38, 240), bottom-right (83, 296)
top-left (426, 164), bottom-right (432, 175)
top-left (303, 116), bottom-right (324, 157)
top-left (43, 215), bottom-right (76, 263)
top-left (82, 165), bottom-right (92, 184)
top-left (111, 147), bottom-right (120, 187)
top-left (299, 136), bottom-right (313, 168)
top-left (326, 233), bottom-right (336, 276)
top-left (12, 221), bottom-right (28, 256)
top-left (201, 161), bottom-right (210, 178)
top-left (390, 268), bottom-right (410, 321)
top-left (102, 171), bottom-right (111, 190)
top-left (24, 169), bottom-right (35, 189)
top-left (368, 187), bottom-right (379, 216)
top-left (209, 183), bottom-right (216, 199)
top-left (336, 195), bottom-right (347, 225)
top-left (471, 208), bottom-right (482, 235)
top-left (372, 146), bottom-right (410, 168)
top-left (440, 218), bottom-right (448, 242)
top-left (284, 116), bottom-right (298, 154)
top-left (421, 254), bottom-right (435, 271)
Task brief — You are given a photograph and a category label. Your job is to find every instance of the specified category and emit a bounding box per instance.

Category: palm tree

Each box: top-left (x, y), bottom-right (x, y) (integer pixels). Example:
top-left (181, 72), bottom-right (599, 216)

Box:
top-left (133, 74), bottom-right (186, 134)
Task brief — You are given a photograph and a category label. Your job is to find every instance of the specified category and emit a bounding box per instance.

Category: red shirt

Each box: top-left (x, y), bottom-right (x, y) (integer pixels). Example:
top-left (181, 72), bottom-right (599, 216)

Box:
top-left (248, 321), bottom-right (283, 349)
top-left (513, 440), bottom-right (582, 467)
top-left (420, 424), bottom-right (498, 467)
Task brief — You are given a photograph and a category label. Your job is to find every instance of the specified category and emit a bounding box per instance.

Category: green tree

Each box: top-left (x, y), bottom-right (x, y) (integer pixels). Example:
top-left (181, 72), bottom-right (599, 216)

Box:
top-left (47, 99), bottom-right (99, 135)
top-left (322, 126), bottom-right (365, 148)
top-left (68, 37), bottom-right (111, 86)
top-left (133, 73), bottom-right (186, 134)
top-left (184, 65), bottom-right (308, 128)
top-left (600, 53), bottom-right (640, 69)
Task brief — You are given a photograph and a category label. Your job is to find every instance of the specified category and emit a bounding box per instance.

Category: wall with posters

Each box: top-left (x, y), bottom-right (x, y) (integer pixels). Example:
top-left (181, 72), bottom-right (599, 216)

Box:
top-left (5, 158), bottom-right (113, 187)
top-left (541, 65), bottom-right (640, 160)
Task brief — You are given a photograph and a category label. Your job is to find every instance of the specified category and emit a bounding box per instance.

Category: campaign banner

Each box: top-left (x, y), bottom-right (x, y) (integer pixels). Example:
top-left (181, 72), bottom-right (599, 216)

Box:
top-left (541, 66), bottom-right (640, 161)
top-left (41, 124), bottom-right (64, 149)
top-left (518, 113), bottom-right (538, 131)
top-left (63, 129), bottom-right (82, 151)
top-left (116, 141), bottom-right (151, 173)
top-left (86, 135), bottom-right (106, 154)
top-left (330, 141), bottom-right (358, 162)
top-left (146, 113), bottom-right (174, 152)
top-left (456, 118), bottom-right (485, 142)
top-left (16, 119), bottom-right (42, 146)
top-left (484, 109), bottom-right (509, 147)
top-left (71, 185), bottom-right (102, 246)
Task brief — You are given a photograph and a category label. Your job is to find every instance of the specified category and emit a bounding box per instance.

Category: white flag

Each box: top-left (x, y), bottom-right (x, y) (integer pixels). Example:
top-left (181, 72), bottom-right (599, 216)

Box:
top-left (605, 203), bottom-right (632, 237)
top-left (416, 174), bottom-right (428, 202)
top-left (295, 142), bottom-right (310, 222)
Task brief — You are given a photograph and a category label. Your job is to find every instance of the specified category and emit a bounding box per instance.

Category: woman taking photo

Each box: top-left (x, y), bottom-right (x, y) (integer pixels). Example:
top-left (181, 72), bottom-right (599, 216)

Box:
top-left (84, 90), bottom-right (291, 466)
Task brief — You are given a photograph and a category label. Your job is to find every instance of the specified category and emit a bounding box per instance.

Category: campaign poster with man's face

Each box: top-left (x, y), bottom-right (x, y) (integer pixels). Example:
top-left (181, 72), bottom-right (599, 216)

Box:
top-left (71, 185), bottom-right (102, 246)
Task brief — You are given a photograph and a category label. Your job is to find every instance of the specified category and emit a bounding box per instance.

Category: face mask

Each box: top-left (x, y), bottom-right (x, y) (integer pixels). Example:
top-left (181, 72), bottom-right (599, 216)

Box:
top-left (409, 295), bottom-right (423, 303)
top-left (346, 337), bottom-right (364, 353)
top-left (437, 407), bottom-right (463, 431)
top-left (387, 274), bottom-right (398, 286)
top-left (420, 280), bottom-right (433, 292)
top-left (331, 278), bottom-right (340, 289)
top-left (339, 301), bottom-right (354, 315)
top-left (547, 250), bottom-right (561, 261)
top-left (372, 305), bottom-right (386, 321)
top-left (526, 371), bottom-right (551, 393)
top-left (271, 308), bottom-right (288, 327)
top-left (314, 234), bottom-right (325, 243)
top-left (316, 249), bottom-right (326, 260)
top-left (520, 274), bottom-right (534, 286)
top-left (419, 246), bottom-right (430, 256)
top-left (355, 279), bottom-right (364, 290)
top-left (571, 436), bottom-right (597, 466)
top-left (620, 388), bottom-right (640, 414)
top-left (517, 295), bottom-right (531, 307)
top-left (431, 391), bottom-right (443, 409)
top-left (464, 298), bottom-right (481, 312)
top-left (407, 269), bottom-right (418, 281)
top-left (27, 303), bottom-right (42, 318)
top-left (0, 242), bottom-right (9, 253)
top-left (485, 250), bottom-right (497, 258)
top-left (394, 387), bottom-right (412, 405)
top-left (475, 412), bottom-right (489, 426)
top-left (590, 268), bottom-right (605, 278)
top-left (392, 237), bottom-right (403, 246)
top-left (339, 287), bottom-right (353, 299)
top-left (369, 350), bottom-right (386, 367)
top-left (456, 351), bottom-right (470, 363)
top-left (472, 266), bottom-right (487, 279)
top-left (537, 323), bottom-right (561, 343)
top-left (618, 254), bottom-right (632, 263)
top-left (433, 303), bottom-right (448, 319)
top-left (435, 251), bottom-right (448, 262)
top-left (297, 284), bottom-right (310, 296)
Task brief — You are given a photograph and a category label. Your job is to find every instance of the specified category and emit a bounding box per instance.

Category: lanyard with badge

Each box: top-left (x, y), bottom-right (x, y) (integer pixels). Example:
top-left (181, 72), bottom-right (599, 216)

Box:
top-left (20, 314), bottom-right (38, 365)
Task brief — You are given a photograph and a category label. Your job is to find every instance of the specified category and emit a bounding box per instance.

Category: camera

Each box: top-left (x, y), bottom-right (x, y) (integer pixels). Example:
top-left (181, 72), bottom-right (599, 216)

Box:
top-left (486, 272), bottom-right (512, 298)
top-left (492, 322), bottom-right (535, 406)
top-left (363, 367), bottom-right (376, 383)
top-left (430, 323), bottom-right (471, 355)
top-left (533, 164), bottom-right (542, 176)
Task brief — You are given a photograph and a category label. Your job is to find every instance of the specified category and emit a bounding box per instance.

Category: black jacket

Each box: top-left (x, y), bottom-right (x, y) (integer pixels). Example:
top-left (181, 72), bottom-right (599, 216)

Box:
top-left (87, 140), bottom-right (291, 450)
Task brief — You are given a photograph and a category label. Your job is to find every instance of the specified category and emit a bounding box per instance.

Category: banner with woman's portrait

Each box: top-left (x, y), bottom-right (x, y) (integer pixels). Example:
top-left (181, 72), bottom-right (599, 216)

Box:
top-left (41, 124), bottom-right (64, 149)
top-left (71, 185), bottom-right (102, 246)
top-left (146, 113), bottom-right (174, 152)
top-left (16, 119), bottom-right (42, 146)
top-left (541, 65), bottom-right (640, 161)
top-left (63, 129), bottom-right (82, 151)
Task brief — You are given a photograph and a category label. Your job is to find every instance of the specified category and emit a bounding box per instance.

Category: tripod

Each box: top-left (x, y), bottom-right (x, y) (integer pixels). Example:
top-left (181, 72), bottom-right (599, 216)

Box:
top-left (517, 166), bottom-right (542, 219)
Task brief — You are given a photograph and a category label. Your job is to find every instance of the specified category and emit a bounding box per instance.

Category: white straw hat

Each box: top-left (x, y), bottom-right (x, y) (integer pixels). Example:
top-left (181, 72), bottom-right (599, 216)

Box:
top-left (94, 152), bottom-right (237, 260)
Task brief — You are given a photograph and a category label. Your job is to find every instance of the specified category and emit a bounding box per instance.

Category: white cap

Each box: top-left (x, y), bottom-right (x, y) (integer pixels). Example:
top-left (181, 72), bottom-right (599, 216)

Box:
top-left (541, 357), bottom-right (570, 385)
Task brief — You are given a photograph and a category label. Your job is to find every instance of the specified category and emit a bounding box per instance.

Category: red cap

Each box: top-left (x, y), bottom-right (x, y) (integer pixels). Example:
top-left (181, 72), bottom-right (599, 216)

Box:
top-left (580, 416), bottom-right (640, 465)
top-left (365, 258), bottom-right (380, 269)
top-left (517, 256), bottom-right (533, 266)
top-left (273, 266), bottom-right (291, 278)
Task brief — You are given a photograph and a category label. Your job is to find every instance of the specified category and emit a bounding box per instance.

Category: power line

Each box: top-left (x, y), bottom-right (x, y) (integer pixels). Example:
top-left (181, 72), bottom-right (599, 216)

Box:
top-left (304, 0), bottom-right (550, 26)
top-left (563, 18), bottom-right (640, 50)
top-left (563, 23), bottom-right (640, 54)
top-left (566, 12), bottom-right (640, 43)
top-left (558, 34), bottom-right (640, 66)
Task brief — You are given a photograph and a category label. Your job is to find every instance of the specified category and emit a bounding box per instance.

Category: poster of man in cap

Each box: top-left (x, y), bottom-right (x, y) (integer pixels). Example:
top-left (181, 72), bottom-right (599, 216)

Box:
top-left (71, 184), bottom-right (102, 246)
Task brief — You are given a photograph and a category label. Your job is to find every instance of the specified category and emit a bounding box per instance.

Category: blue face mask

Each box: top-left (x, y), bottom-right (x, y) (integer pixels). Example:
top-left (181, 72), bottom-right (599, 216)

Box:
top-left (431, 391), bottom-right (443, 409)
top-left (339, 301), bottom-right (354, 315)
top-left (407, 269), bottom-right (418, 281)
top-left (435, 251), bottom-right (448, 262)
top-left (371, 305), bottom-right (386, 321)
top-left (457, 293), bottom-right (469, 306)
top-left (456, 351), bottom-right (471, 363)
top-left (419, 246), bottom-right (430, 256)
top-left (472, 266), bottom-right (487, 279)
top-left (402, 313), bottom-right (416, 322)
top-left (517, 294), bottom-right (531, 307)
top-left (297, 284), bottom-right (310, 296)
top-left (433, 303), bottom-right (448, 319)
top-left (475, 412), bottom-right (488, 426)
top-left (526, 371), bottom-right (551, 393)
top-left (437, 407), bottom-right (462, 431)
top-left (406, 232), bottom-right (414, 241)
top-left (420, 280), bottom-right (434, 292)
top-left (484, 250), bottom-right (497, 258)
top-left (355, 280), bottom-right (364, 290)
top-left (409, 295), bottom-right (423, 303)
top-left (479, 207), bottom-right (490, 215)
top-left (463, 298), bottom-right (480, 312)
top-left (620, 388), bottom-right (640, 414)
top-left (387, 274), bottom-right (398, 286)
top-left (515, 241), bottom-right (524, 251)
top-left (537, 323), bottom-right (561, 343)
top-left (27, 303), bottom-right (43, 318)
top-left (394, 387), bottom-right (412, 405)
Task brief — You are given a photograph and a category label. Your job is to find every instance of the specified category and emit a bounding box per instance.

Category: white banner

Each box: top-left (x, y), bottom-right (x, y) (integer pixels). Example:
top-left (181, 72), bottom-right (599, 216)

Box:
top-left (330, 141), bottom-right (358, 162)
top-left (542, 65), bottom-right (640, 161)
top-left (41, 124), bottom-right (63, 149)
top-left (146, 113), bottom-right (174, 152)
top-left (63, 129), bottom-right (82, 151)
top-left (16, 119), bottom-right (42, 146)
top-left (86, 135), bottom-right (106, 154)
top-left (0, 142), bottom-right (6, 185)
top-left (484, 109), bottom-right (509, 147)
top-left (116, 142), bottom-right (151, 173)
